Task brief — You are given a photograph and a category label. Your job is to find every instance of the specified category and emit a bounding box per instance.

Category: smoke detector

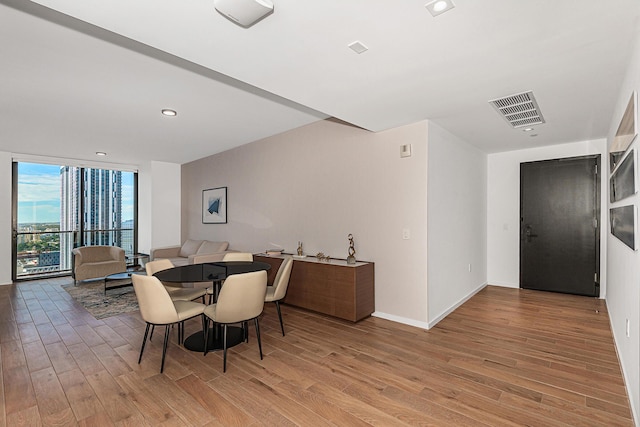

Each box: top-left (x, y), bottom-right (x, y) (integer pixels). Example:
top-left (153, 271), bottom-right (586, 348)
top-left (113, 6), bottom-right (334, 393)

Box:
top-left (214, 0), bottom-right (274, 28)
top-left (489, 91), bottom-right (545, 128)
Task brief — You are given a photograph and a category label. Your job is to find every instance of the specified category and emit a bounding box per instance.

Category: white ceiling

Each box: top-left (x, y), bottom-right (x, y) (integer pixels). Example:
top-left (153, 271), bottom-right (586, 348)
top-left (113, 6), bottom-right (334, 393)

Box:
top-left (2, 0), bottom-right (639, 165)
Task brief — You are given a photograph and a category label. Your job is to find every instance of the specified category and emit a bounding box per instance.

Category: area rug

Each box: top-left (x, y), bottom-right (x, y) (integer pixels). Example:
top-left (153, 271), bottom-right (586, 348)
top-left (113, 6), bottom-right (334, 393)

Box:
top-left (62, 280), bottom-right (139, 320)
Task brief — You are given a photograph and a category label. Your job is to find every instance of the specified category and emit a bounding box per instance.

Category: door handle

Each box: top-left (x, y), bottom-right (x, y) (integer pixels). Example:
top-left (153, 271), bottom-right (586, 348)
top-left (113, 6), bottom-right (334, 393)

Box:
top-left (525, 224), bottom-right (538, 243)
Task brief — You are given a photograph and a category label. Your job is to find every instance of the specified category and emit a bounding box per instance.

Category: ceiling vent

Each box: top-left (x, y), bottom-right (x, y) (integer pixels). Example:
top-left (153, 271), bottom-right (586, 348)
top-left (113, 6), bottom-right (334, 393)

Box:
top-left (489, 91), bottom-right (545, 128)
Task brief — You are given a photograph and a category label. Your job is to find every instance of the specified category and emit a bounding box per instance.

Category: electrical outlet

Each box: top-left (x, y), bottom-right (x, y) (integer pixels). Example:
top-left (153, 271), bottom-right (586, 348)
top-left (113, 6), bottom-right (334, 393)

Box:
top-left (402, 229), bottom-right (410, 240)
top-left (468, 264), bottom-right (472, 272)
top-left (626, 319), bottom-right (630, 338)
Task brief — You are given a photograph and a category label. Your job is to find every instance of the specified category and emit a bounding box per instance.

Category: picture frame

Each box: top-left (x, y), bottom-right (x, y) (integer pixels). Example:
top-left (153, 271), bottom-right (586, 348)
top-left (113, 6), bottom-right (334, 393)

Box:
top-left (610, 205), bottom-right (637, 250)
top-left (202, 187), bottom-right (227, 224)
top-left (609, 91), bottom-right (637, 172)
top-left (610, 149), bottom-right (636, 202)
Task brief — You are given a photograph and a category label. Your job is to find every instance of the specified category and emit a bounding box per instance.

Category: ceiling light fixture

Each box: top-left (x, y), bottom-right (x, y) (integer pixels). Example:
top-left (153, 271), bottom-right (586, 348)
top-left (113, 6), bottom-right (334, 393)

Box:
top-left (523, 127), bottom-right (534, 132)
top-left (96, 152), bottom-right (107, 156)
top-left (425, 0), bottom-right (455, 17)
top-left (214, 0), bottom-right (274, 28)
top-left (161, 109), bottom-right (177, 116)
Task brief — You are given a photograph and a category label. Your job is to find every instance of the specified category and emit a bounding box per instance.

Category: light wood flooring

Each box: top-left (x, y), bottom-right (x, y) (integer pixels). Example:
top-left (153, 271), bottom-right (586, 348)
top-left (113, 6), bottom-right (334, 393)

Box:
top-left (0, 278), bottom-right (633, 426)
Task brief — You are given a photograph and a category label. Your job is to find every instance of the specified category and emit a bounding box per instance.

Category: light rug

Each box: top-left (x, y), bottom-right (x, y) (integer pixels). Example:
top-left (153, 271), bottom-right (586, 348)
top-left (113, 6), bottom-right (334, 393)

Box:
top-left (62, 279), bottom-right (139, 319)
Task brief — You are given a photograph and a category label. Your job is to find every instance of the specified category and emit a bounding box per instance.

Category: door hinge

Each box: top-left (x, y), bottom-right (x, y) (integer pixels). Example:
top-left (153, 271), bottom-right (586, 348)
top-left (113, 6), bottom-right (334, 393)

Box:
top-left (594, 272), bottom-right (598, 283)
top-left (593, 218), bottom-right (598, 228)
top-left (595, 164), bottom-right (598, 175)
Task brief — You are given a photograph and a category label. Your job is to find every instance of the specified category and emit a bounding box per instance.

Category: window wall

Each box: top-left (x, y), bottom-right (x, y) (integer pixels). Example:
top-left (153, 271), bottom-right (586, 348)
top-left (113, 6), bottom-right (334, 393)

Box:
top-left (13, 162), bottom-right (136, 279)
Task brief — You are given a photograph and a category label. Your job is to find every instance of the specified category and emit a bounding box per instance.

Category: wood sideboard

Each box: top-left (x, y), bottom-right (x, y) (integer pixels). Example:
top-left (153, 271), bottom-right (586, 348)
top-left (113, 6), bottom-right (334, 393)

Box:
top-left (254, 255), bottom-right (375, 322)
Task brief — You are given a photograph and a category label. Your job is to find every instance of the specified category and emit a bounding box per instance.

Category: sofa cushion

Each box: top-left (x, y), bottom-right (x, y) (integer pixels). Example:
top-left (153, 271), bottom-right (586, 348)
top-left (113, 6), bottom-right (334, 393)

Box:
top-left (197, 240), bottom-right (229, 254)
top-left (179, 239), bottom-right (203, 257)
top-left (166, 257), bottom-right (189, 267)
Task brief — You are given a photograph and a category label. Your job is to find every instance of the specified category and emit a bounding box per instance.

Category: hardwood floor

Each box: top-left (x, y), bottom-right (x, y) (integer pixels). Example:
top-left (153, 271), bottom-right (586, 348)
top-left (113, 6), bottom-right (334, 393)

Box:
top-left (0, 278), bottom-right (633, 426)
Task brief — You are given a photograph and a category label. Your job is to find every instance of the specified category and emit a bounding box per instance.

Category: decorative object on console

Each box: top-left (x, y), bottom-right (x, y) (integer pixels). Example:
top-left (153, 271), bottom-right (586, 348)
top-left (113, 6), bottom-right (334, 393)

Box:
top-left (297, 241), bottom-right (303, 256)
top-left (202, 187), bottom-right (227, 224)
top-left (265, 248), bottom-right (283, 256)
top-left (346, 234), bottom-right (356, 265)
top-left (315, 252), bottom-right (331, 262)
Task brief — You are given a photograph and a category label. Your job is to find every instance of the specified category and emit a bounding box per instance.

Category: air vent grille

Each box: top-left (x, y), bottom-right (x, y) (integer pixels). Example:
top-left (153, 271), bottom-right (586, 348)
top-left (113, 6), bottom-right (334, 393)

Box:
top-left (489, 91), bottom-right (545, 128)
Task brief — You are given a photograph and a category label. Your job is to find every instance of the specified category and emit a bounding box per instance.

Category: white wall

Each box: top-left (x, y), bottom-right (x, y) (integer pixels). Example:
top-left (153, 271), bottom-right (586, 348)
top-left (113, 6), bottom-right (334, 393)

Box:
top-left (427, 123), bottom-right (487, 326)
top-left (182, 119), bottom-right (430, 326)
top-left (605, 36), bottom-right (640, 424)
top-left (0, 152), bottom-right (13, 285)
top-left (487, 140), bottom-right (608, 292)
top-left (138, 161), bottom-right (181, 254)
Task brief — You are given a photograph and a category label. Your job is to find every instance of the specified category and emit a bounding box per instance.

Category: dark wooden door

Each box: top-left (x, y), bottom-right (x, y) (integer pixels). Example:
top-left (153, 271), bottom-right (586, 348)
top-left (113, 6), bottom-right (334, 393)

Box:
top-left (520, 156), bottom-right (600, 296)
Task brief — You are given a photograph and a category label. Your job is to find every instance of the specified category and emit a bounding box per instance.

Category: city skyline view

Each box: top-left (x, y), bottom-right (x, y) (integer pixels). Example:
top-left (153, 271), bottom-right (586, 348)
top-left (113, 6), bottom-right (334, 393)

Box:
top-left (18, 162), bottom-right (134, 225)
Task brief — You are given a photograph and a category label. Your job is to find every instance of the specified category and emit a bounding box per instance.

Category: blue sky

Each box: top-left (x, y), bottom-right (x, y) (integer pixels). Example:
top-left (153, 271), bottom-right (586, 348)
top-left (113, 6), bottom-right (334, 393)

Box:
top-left (18, 163), bottom-right (134, 224)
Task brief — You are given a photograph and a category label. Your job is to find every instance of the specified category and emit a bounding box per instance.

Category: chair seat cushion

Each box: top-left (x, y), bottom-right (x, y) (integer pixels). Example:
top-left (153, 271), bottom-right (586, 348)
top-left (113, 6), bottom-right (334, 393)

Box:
top-left (166, 287), bottom-right (207, 302)
top-left (174, 300), bottom-right (206, 321)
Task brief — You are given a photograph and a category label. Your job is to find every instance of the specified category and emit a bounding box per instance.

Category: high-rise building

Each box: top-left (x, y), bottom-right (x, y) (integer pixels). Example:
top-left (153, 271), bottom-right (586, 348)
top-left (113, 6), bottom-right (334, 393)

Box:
top-left (60, 166), bottom-right (80, 270)
top-left (59, 167), bottom-right (123, 270)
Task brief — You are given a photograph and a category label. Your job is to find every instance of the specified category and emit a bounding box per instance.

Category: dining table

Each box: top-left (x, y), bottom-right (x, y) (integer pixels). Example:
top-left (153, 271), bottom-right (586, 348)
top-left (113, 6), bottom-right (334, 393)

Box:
top-left (153, 260), bottom-right (271, 352)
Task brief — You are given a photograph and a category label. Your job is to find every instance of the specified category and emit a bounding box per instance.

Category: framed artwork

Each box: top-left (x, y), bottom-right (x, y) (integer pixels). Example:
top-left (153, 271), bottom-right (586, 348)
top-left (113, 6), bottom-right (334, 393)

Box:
top-left (609, 91), bottom-right (637, 171)
top-left (610, 205), bottom-right (637, 250)
top-left (202, 187), bottom-right (227, 224)
top-left (610, 149), bottom-right (636, 202)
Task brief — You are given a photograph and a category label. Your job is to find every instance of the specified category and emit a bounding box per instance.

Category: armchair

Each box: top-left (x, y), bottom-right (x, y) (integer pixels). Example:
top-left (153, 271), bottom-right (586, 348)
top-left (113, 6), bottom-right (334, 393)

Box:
top-left (72, 246), bottom-right (126, 283)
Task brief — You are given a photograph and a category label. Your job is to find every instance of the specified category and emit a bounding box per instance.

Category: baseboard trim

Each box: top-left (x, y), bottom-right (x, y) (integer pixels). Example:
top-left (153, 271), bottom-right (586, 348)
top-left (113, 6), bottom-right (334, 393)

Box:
top-left (427, 282), bottom-right (487, 328)
top-left (487, 280), bottom-right (518, 288)
top-left (372, 282), bottom-right (488, 330)
top-left (371, 312), bottom-right (430, 330)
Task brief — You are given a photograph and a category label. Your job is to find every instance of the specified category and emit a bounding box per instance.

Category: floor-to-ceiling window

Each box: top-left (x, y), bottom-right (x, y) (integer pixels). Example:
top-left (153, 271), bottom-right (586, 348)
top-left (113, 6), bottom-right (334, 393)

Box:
top-left (13, 161), bottom-right (137, 280)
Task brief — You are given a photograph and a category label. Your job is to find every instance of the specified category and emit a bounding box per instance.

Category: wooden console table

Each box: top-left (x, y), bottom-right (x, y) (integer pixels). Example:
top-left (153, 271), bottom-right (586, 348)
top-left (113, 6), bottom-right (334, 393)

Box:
top-left (255, 254), bottom-right (374, 322)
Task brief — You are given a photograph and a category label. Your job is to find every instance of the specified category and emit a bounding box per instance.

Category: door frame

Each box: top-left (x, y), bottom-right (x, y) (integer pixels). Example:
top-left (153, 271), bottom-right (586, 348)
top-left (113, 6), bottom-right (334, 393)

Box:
top-left (519, 154), bottom-right (601, 297)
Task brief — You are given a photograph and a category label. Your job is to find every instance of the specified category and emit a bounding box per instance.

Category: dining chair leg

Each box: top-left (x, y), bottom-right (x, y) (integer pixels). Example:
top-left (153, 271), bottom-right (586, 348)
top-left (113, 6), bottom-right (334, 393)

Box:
top-left (203, 318), bottom-right (210, 356)
top-left (138, 323), bottom-right (151, 364)
top-left (150, 325), bottom-right (155, 341)
top-left (161, 325), bottom-right (171, 373)
top-left (275, 301), bottom-right (285, 336)
top-left (244, 321), bottom-right (249, 343)
top-left (223, 324), bottom-right (228, 373)
top-left (254, 318), bottom-right (263, 360)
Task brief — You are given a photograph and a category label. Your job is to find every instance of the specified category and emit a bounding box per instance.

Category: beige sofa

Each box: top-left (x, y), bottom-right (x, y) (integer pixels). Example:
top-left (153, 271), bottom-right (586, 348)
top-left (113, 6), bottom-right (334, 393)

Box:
top-left (72, 245), bottom-right (126, 282)
top-left (150, 239), bottom-right (232, 267)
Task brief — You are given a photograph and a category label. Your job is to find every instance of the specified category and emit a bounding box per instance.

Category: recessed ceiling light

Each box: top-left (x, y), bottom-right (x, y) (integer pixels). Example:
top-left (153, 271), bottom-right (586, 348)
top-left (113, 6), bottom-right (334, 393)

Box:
top-left (348, 41), bottom-right (369, 54)
top-left (425, 0), bottom-right (455, 17)
top-left (95, 152), bottom-right (107, 156)
top-left (161, 109), bottom-right (177, 116)
top-left (523, 127), bottom-right (534, 132)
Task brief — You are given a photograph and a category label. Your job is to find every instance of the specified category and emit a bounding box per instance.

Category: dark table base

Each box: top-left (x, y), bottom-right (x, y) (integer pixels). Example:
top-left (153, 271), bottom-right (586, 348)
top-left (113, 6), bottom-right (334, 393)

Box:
top-left (183, 326), bottom-right (244, 352)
